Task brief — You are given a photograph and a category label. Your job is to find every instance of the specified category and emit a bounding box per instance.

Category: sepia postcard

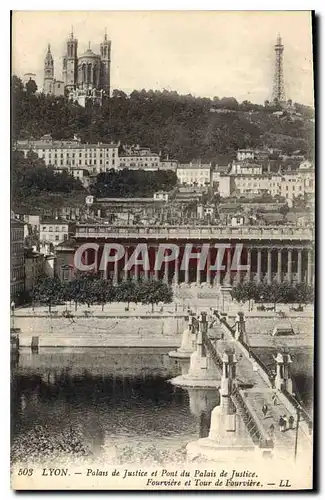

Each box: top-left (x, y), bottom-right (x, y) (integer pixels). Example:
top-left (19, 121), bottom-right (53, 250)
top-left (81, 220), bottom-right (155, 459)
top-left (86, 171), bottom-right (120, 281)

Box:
top-left (11, 10), bottom-right (315, 491)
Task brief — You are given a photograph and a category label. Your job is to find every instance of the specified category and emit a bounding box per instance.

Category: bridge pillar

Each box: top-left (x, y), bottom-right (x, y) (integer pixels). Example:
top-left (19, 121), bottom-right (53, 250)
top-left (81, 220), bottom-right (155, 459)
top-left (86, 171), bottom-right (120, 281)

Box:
top-left (274, 349), bottom-right (293, 394)
top-left (208, 350), bottom-right (238, 438)
top-left (168, 311), bottom-right (196, 359)
top-left (234, 312), bottom-right (245, 342)
top-left (220, 348), bottom-right (237, 397)
top-left (186, 387), bottom-right (220, 418)
top-left (169, 312), bottom-right (220, 387)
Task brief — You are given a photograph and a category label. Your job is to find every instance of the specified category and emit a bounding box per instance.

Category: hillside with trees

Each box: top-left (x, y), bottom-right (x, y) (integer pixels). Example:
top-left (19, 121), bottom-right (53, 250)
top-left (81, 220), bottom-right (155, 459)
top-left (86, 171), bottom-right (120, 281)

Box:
top-left (93, 169), bottom-right (177, 198)
top-left (11, 150), bottom-right (85, 212)
top-left (12, 76), bottom-right (314, 164)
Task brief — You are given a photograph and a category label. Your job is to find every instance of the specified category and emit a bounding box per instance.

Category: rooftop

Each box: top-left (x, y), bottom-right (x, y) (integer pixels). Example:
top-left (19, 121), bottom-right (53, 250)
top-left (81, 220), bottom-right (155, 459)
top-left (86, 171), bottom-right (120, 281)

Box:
top-left (120, 152), bottom-right (159, 158)
top-left (96, 197), bottom-right (157, 203)
top-left (16, 140), bottom-right (118, 150)
top-left (40, 218), bottom-right (72, 225)
top-left (178, 163), bottom-right (212, 170)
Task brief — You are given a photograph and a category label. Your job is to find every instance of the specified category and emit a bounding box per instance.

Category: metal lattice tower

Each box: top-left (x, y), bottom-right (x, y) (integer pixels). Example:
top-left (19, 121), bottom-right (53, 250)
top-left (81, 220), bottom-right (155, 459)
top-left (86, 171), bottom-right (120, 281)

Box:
top-left (272, 33), bottom-right (285, 102)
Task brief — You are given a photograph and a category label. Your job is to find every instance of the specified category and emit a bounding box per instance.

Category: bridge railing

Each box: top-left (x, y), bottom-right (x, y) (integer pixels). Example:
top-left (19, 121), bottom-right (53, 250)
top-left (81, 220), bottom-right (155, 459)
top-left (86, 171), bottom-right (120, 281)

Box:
top-left (232, 385), bottom-right (274, 449)
top-left (202, 329), bottom-right (273, 449)
top-left (202, 331), bottom-right (223, 370)
top-left (213, 310), bottom-right (274, 385)
top-left (281, 386), bottom-right (313, 432)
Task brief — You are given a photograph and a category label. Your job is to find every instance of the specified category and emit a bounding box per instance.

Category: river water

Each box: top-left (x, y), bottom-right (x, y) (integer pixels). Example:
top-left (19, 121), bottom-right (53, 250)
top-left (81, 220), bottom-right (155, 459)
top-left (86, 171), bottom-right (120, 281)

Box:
top-left (11, 348), bottom-right (213, 466)
top-left (11, 346), bottom-right (312, 466)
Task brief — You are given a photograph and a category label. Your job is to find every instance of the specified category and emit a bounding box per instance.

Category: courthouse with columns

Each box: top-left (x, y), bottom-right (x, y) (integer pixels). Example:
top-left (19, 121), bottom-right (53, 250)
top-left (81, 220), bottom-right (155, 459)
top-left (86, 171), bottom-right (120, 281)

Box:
top-left (55, 224), bottom-right (314, 286)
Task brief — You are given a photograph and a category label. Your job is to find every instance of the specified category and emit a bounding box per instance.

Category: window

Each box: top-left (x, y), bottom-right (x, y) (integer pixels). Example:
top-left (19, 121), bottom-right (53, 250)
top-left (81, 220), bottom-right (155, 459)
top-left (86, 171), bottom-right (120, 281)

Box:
top-left (55, 235), bottom-right (60, 241)
top-left (49, 226), bottom-right (53, 232)
top-left (55, 226), bottom-right (59, 232)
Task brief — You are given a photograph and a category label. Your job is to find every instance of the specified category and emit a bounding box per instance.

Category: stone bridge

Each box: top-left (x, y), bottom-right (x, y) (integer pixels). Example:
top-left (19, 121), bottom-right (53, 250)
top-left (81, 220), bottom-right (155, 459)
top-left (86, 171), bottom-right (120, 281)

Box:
top-left (169, 310), bottom-right (313, 462)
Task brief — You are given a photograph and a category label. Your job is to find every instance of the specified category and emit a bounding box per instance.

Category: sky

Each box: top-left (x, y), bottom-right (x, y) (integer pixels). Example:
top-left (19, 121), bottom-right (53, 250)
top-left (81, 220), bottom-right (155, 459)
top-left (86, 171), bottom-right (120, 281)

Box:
top-left (12, 10), bottom-right (314, 105)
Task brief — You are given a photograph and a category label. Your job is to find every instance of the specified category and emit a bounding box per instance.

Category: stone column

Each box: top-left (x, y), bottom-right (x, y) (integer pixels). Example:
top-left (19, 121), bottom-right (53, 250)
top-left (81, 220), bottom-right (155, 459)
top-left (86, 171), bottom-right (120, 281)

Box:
top-left (307, 250), bottom-right (312, 285)
top-left (206, 249), bottom-right (211, 286)
top-left (196, 257), bottom-right (201, 285)
top-left (224, 248), bottom-right (232, 285)
top-left (297, 249), bottom-right (302, 284)
top-left (277, 249), bottom-right (282, 283)
top-left (246, 247), bottom-right (251, 282)
top-left (164, 258), bottom-right (169, 284)
top-left (123, 247), bottom-right (129, 280)
top-left (85, 249), bottom-right (89, 266)
top-left (185, 247), bottom-right (189, 285)
top-left (257, 249), bottom-right (262, 283)
top-left (102, 246), bottom-right (108, 280)
top-left (154, 246), bottom-right (159, 280)
top-left (287, 249), bottom-right (292, 284)
top-left (267, 249), bottom-right (272, 285)
top-left (134, 254), bottom-right (139, 281)
top-left (144, 246), bottom-right (149, 280)
top-left (173, 255), bottom-right (179, 285)
top-left (113, 253), bottom-right (119, 284)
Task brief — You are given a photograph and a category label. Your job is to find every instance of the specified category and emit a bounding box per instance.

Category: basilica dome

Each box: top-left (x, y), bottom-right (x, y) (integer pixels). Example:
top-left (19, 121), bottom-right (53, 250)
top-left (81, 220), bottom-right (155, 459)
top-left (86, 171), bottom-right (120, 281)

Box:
top-left (78, 48), bottom-right (100, 61)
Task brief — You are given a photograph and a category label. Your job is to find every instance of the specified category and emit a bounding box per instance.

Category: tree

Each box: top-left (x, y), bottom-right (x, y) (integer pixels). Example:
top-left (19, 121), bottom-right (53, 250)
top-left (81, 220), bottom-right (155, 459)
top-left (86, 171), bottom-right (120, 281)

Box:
top-left (93, 279), bottom-right (115, 311)
top-left (114, 280), bottom-right (138, 309)
top-left (92, 169), bottom-right (177, 198)
top-left (230, 282), bottom-right (314, 307)
top-left (63, 272), bottom-right (98, 310)
top-left (32, 276), bottom-right (63, 312)
top-left (138, 279), bottom-right (173, 312)
top-left (25, 79), bottom-right (38, 95)
top-left (11, 150), bottom-right (84, 211)
top-left (279, 204), bottom-right (290, 217)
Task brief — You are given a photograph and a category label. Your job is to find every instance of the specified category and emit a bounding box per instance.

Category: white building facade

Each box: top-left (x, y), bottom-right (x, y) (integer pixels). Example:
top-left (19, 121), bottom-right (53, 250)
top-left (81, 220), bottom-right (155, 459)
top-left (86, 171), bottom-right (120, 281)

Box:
top-left (15, 136), bottom-right (119, 174)
top-left (176, 163), bottom-right (212, 186)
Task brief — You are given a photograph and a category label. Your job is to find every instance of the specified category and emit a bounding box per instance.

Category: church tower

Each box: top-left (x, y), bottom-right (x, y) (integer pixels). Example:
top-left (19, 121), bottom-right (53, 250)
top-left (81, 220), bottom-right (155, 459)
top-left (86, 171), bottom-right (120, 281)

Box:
top-left (63, 30), bottom-right (78, 91)
top-left (100, 30), bottom-right (111, 96)
top-left (43, 44), bottom-right (54, 94)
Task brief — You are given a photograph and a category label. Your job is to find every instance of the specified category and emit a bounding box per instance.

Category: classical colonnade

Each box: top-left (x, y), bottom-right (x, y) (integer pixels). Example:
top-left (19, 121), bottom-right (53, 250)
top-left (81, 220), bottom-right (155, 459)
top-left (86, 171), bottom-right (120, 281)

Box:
top-left (82, 244), bottom-right (314, 286)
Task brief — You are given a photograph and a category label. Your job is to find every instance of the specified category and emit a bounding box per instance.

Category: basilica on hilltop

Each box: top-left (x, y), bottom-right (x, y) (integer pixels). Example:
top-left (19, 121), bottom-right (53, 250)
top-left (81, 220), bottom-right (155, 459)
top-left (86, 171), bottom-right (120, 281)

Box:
top-left (43, 29), bottom-right (111, 106)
